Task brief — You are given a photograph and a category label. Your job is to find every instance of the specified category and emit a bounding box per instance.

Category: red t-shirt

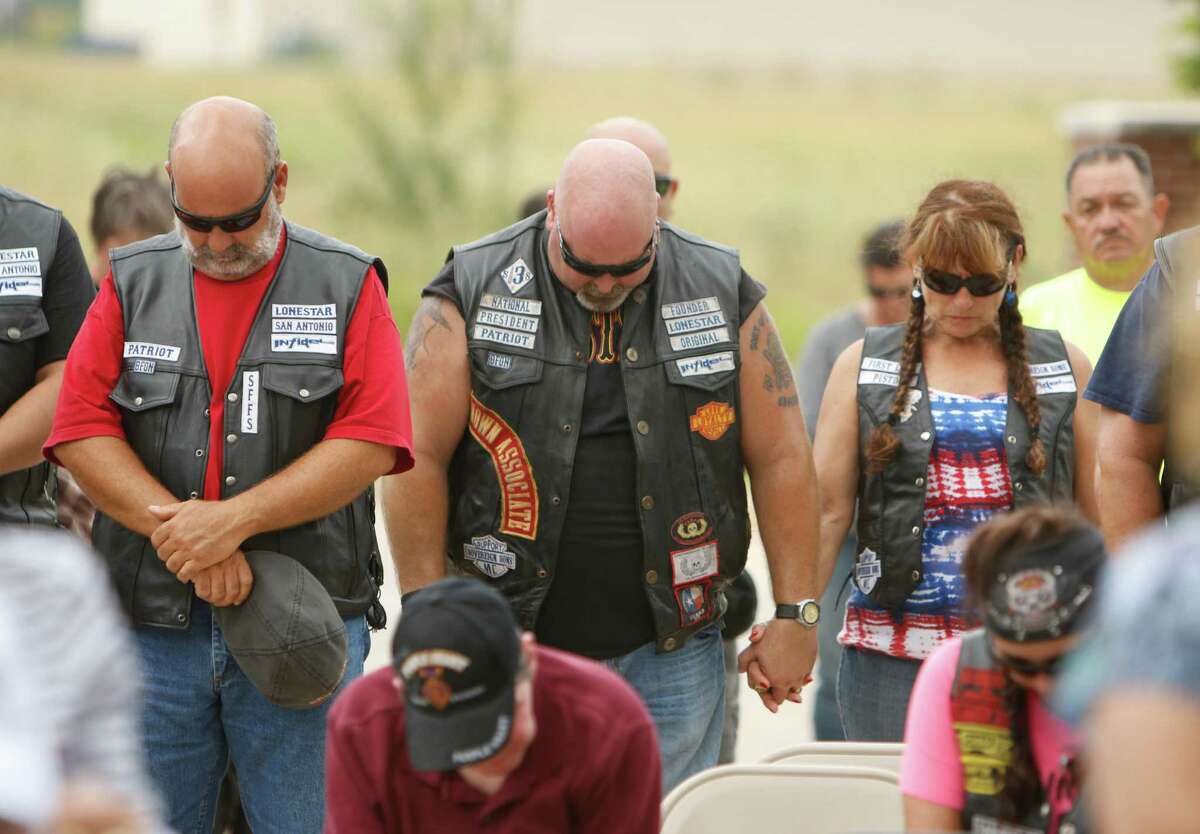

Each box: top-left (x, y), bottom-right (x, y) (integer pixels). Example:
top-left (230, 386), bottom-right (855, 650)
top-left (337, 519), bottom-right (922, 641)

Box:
top-left (45, 228), bottom-right (414, 495)
top-left (324, 646), bottom-right (662, 834)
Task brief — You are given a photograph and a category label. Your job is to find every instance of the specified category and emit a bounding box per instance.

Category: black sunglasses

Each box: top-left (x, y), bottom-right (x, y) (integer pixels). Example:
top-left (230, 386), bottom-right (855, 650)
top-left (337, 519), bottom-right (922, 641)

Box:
top-left (991, 645), bottom-right (1065, 678)
top-left (921, 266), bottom-right (1008, 297)
top-left (654, 175), bottom-right (675, 198)
top-left (557, 221), bottom-right (656, 278)
top-left (171, 168), bottom-right (276, 234)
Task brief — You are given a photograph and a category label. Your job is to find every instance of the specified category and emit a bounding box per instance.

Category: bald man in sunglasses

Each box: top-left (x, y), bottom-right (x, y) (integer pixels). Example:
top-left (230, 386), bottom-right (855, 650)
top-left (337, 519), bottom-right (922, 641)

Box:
top-left (44, 96), bottom-right (414, 832)
top-left (384, 138), bottom-right (822, 793)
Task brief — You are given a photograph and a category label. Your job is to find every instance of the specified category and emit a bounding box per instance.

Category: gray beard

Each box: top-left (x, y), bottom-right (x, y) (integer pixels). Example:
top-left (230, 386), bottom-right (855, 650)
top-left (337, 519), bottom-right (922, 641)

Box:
top-left (574, 284), bottom-right (632, 312)
top-left (178, 198), bottom-right (283, 279)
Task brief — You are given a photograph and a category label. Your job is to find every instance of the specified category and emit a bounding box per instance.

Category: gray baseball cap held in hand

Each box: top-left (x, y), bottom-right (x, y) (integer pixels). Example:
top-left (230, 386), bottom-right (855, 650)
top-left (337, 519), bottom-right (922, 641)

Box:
top-left (214, 550), bottom-right (348, 710)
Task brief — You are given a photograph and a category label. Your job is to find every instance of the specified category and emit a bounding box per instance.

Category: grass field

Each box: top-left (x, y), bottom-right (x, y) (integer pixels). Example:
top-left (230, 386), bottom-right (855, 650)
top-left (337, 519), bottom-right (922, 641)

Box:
top-left (0, 47), bottom-right (1171, 354)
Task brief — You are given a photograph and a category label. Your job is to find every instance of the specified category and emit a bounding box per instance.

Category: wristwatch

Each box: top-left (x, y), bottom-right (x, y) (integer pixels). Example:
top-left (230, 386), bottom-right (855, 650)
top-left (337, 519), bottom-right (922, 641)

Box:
top-left (776, 599), bottom-right (821, 628)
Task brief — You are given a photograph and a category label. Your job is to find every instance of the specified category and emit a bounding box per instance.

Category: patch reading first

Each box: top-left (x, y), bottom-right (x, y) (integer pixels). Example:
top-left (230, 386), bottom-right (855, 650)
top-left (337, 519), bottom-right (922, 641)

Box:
top-left (861, 357), bottom-right (901, 374)
top-left (468, 394), bottom-right (538, 540)
top-left (661, 296), bottom-right (719, 320)
top-left (123, 341), bottom-right (181, 362)
top-left (677, 351), bottom-right (735, 377)
top-left (500, 258), bottom-right (535, 295)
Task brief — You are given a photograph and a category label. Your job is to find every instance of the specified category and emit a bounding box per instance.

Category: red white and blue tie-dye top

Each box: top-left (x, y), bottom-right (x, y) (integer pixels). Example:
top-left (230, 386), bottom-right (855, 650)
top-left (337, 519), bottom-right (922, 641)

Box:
top-left (839, 389), bottom-right (1014, 660)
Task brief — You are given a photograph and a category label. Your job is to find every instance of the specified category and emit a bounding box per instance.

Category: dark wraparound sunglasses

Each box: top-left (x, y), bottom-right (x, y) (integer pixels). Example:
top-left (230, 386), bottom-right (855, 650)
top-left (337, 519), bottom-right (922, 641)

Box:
top-left (557, 221), bottom-right (656, 278)
top-left (654, 175), bottom-right (675, 198)
top-left (922, 267), bottom-right (1008, 297)
top-left (171, 168), bottom-right (276, 233)
top-left (990, 644), bottom-right (1065, 678)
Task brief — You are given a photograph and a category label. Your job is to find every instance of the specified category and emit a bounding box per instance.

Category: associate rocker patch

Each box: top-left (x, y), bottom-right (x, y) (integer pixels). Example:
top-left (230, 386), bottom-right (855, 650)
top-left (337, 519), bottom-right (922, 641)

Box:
top-left (689, 401), bottom-right (735, 441)
top-left (468, 394), bottom-right (538, 540)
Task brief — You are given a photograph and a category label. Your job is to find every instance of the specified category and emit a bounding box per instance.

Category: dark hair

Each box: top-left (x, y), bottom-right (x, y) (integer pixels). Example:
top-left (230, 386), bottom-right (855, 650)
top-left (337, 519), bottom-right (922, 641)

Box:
top-left (865, 180), bottom-right (1044, 476)
top-left (860, 219), bottom-right (905, 270)
top-left (90, 167), bottom-right (173, 248)
top-left (1065, 142), bottom-right (1155, 197)
top-left (961, 506), bottom-right (1094, 823)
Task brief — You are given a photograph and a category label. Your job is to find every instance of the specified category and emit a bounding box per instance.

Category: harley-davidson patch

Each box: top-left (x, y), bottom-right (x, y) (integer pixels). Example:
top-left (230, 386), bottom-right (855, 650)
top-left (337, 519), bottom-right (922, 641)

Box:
top-left (689, 401), bottom-right (736, 441)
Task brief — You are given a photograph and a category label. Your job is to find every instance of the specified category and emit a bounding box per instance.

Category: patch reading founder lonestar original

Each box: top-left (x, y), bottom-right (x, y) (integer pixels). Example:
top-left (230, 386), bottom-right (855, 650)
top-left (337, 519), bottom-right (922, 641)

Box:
top-left (468, 394), bottom-right (538, 540)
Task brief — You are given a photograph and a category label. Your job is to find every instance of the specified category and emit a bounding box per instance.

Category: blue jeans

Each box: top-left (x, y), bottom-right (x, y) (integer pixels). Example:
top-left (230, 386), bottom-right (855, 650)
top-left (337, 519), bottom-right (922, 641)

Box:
top-left (604, 625), bottom-right (725, 794)
top-left (815, 534), bottom-right (856, 741)
top-left (836, 645), bottom-right (921, 741)
top-left (135, 599), bottom-right (369, 834)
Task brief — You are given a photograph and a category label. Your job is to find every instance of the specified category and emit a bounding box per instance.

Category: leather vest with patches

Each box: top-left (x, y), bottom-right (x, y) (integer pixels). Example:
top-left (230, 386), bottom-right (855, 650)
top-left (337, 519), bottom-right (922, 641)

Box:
top-left (447, 210), bottom-right (750, 653)
top-left (0, 186), bottom-right (63, 526)
top-left (854, 324), bottom-right (1077, 610)
top-left (92, 223), bottom-right (388, 630)
top-left (1154, 227), bottom-right (1200, 511)
top-left (952, 630), bottom-right (1087, 834)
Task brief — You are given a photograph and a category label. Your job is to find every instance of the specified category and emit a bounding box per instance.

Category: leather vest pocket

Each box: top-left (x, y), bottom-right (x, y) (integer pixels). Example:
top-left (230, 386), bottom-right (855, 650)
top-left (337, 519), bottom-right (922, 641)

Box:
top-left (0, 304), bottom-right (49, 343)
top-left (260, 363), bottom-right (344, 468)
top-left (469, 347), bottom-right (543, 390)
top-left (663, 352), bottom-right (738, 392)
top-left (109, 370), bottom-right (181, 466)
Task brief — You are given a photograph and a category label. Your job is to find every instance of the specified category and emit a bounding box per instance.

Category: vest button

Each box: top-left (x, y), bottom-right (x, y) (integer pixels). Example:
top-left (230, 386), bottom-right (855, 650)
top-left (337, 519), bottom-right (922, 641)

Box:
top-left (551, 496), bottom-right (561, 506)
top-left (636, 420), bottom-right (650, 435)
top-left (536, 568), bottom-right (548, 579)
top-left (641, 495), bottom-right (654, 510)
top-left (575, 350), bottom-right (584, 361)
top-left (645, 569), bottom-right (658, 584)
top-left (914, 477), bottom-right (924, 487)
top-left (911, 569), bottom-right (921, 581)
top-left (663, 637), bottom-right (677, 651)
top-left (911, 525), bottom-right (920, 536)
top-left (227, 392), bottom-right (239, 403)
top-left (626, 347), bottom-right (639, 362)
top-left (5, 327), bottom-right (20, 340)
top-left (134, 396), bottom-right (144, 406)
top-left (194, 448), bottom-right (204, 457)
top-left (1014, 481), bottom-right (1023, 492)
top-left (1007, 435), bottom-right (1017, 444)
top-left (225, 475), bottom-right (237, 486)
top-left (188, 491), bottom-right (199, 499)
top-left (176, 613), bottom-right (187, 623)
top-left (226, 434), bottom-right (238, 444)
top-left (633, 288), bottom-right (647, 304)
top-left (299, 388), bottom-right (310, 398)
top-left (561, 423), bottom-right (572, 433)
top-left (204, 408), bottom-right (210, 417)
top-left (919, 431), bottom-right (931, 441)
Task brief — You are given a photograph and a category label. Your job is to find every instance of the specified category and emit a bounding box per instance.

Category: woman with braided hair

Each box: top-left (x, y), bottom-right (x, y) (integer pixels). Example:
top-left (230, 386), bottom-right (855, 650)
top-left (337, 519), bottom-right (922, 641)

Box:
top-left (900, 505), bottom-right (1103, 833)
top-left (811, 179), bottom-right (1098, 740)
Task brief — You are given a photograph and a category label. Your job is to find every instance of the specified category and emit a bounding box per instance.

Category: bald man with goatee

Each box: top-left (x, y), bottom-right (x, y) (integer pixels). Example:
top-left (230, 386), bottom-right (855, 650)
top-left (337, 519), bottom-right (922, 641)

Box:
top-left (384, 139), bottom-right (821, 792)
top-left (45, 96), bottom-right (414, 831)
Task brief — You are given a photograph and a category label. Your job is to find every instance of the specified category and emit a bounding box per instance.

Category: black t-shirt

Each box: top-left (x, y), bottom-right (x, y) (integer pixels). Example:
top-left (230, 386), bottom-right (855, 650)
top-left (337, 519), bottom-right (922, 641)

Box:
top-left (423, 233), bottom-right (766, 658)
top-left (1, 217), bottom-right (93, 415)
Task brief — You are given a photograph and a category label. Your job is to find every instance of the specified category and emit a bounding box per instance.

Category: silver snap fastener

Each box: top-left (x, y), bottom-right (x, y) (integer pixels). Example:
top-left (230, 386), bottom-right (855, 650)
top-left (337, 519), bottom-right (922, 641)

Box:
top-left (176, 613), bottom-right (186, 623)
top-left (551, 496), bottom-right (561, 506)
top-left (1014, 482), bottom-right (1024, 491)
top-left (637, 420), bottom-right (650, 435)
top-left (915, 477), bottom-right (924, 487)
top-left (536, 568), bottom-right (548, 579)
top-left (299, 388), bottom-right (310, 398)
top-left (1007, 435), bottom-right (1017, 444)
top-left (204, 408), bottom-right (210, 417)
top-left (641, 495), bottom-right (654, 510)
top-left (562, 423), bottom-right (572, 433)
top-left (645, 570), bottom-right (658, 584)
top-left (226, 434), bottom-right (237, 444)
top-left (194, 449), bottom-right (204, 457)
top-left (912, 525), bottom-right (921, 536)
top-left (626, 347), bottom-right (639, 362)
top-left (575, 350), bottom-right (584, 361)
top-left (225, 475), bottom-right (237, 486)
top-left (134, 396), bottom-right (144, 406)
top-left (188, 491), bottom-right (199, 499)
top-left (919, 431), bottom-right (931, 441)
top-left (911, 569), bottom-right (921, 581)
top-left (227, 392), bottom-right (238, 402)
top-left (664, 637), bottom-right (677, 651)
top-left (5, 327), bottom-right (20, 340)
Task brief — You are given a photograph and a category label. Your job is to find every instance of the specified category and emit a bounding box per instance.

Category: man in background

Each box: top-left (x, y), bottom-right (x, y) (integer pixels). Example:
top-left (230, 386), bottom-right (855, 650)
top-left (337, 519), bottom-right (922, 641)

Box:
top-left (88, 167), bottom-right (174, 286)
top-left (1021, 143), bottom-right (1167, 364)
top-left (793, 220), bottom-right (908, 740)
top-left (587, 116), bottom-right (680, 221)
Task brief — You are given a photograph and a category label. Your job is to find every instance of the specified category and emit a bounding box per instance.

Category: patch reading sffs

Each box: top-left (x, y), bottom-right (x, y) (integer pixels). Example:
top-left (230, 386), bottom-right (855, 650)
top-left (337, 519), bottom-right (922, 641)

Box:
top-left (671, 541), bottom-right (719, 585)
top-left (671, 512), bottom-right (711, 545)
top-left (468, 394), bottom-right (538, 540)
top-left (462, 534), bottom-right (517, 578)
top-left (689, 401), bottom-right (736, 441)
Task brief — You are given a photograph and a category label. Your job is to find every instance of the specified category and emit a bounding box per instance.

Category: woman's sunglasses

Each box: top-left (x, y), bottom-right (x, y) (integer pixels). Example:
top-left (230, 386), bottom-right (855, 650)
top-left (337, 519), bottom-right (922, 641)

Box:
top-left (557, 221), bottom-right (656, 278)
top-left (921, 267), bottom-right (1008, 297)
top-left (171, 168), bottom-right (276, 234)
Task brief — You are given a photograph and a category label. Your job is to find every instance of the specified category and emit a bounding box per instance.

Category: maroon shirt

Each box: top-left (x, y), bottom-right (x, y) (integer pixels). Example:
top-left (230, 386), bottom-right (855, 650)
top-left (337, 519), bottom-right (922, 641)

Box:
top-left (324, 645), bottom-right (661, 833)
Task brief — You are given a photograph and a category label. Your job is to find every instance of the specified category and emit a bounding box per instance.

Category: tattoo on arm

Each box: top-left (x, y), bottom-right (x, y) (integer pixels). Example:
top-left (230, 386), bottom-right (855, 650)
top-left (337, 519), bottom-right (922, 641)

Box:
top-left (752, 312), bottom-right (798, 407)
top-left (405, 297), bottom-right (452, 371)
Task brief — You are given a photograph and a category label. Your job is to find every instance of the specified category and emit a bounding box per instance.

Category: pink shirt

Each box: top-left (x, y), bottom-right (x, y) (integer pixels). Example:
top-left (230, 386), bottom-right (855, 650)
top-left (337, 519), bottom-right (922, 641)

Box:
top-left (900, 636), bottom-right (1079, 816)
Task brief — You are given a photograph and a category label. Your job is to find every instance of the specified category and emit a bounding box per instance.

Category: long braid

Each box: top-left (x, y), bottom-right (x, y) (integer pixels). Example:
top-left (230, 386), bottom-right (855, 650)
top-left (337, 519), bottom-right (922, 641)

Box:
top-left (998, 294), bottom-right (1047, 475)
top-left (865, 290), bottom-right (925, 474)
top-left (997, 676), bottom-right (1043, 822)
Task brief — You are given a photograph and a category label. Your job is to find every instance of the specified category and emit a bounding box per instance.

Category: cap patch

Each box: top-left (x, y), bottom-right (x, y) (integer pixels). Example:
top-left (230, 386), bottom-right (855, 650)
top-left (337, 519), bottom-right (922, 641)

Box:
top-left (1005, 569), bottom-right (1057, 616)
top-left (400, 648), bottom-right (471, 679)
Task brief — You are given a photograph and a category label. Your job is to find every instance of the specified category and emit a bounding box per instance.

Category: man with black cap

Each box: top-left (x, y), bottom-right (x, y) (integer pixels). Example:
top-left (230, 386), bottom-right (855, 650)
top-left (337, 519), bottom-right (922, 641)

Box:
top-left (43, 96), bottom-right (414, 832)
top-left (325, 577), bottom-right (661, 833)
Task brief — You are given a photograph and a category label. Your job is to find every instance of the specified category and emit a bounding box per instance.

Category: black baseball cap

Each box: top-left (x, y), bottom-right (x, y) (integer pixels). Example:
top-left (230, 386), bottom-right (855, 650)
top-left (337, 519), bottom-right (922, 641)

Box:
top-left (983, 525), bottom-right (1106, 642)
top-left (214, 550), bottom-right (348, 710)
top-left (392, 578), bottom-right (522, 772)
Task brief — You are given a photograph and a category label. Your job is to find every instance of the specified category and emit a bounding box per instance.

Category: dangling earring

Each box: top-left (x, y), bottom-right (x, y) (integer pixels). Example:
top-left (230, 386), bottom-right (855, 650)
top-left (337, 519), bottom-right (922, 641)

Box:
top-left (911, 280), bottom-right (923, 300)
top-left (1004, 284), bottom-right (1017, 306)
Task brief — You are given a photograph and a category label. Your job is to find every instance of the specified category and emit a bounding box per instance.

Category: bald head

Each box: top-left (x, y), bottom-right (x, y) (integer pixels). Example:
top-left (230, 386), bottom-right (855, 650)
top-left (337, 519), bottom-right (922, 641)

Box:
top-left (587, 117), bottom-right (671, 175)
top-left (554, 139), bottom-right (657, 252)
top-left (168, 96), bottom-right (279, 185)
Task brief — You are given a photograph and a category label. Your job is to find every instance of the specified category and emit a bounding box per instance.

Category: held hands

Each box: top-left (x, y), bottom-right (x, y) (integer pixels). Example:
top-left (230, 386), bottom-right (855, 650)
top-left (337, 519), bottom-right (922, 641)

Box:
top-left (149, 499), bottom-right (250, 581)
top-left (191, 548), bottom-right (254, 607)
top-left (737, 619), bottom-right (817, 714)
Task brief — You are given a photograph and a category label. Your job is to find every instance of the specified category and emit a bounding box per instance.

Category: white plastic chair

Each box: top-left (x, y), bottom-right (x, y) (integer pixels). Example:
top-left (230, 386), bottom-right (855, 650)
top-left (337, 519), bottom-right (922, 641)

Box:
top-left (660, 763), bottom-right (902, 834)
top-left (759, 741), bottom-right (904, 774)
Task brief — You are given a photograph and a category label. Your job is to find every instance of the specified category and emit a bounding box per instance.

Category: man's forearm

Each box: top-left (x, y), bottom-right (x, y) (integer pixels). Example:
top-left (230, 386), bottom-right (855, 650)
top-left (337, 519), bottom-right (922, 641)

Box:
top-left (748, 457), bottom-right (820, 602)
top-left (0, 369), bottom-right (62, 476)
top-left (381, 451), bottom-right (449, 593)
top-left (1099, 455), bottom-right (1164, 548)
top-left (54, 436), bottom-right (177, 537)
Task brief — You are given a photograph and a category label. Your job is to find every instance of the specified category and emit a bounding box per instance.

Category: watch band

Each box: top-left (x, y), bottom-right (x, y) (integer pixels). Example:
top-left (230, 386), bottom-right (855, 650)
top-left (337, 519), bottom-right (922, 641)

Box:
top-left (775, 599), bottom-right (821, 627)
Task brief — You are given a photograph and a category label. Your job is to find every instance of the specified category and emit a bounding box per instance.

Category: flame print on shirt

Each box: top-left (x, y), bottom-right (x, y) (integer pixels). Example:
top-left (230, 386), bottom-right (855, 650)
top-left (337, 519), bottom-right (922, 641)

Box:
top-left (468, 394), bottom-right (539, 540)
top-left (589, 310), bottom-right (622, 364)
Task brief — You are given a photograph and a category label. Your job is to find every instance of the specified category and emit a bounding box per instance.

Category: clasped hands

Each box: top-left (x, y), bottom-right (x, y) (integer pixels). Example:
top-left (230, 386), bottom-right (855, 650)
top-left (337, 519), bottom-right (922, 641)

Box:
top-left (148, 499), bottom-right (254, 607)
top-left (737, 618), bottom-right (818, 713)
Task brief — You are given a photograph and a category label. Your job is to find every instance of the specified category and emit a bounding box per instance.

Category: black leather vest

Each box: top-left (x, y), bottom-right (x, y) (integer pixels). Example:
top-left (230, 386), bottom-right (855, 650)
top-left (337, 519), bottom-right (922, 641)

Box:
top-left (952, 630), bottom-right (1087, 834)
top-left (0, 186), bottom-right (63, 526)
top-left (447, 211), bottom-right (751, 653)
top-left (854, 324), bottom-right (1077, 610)
top-left (92, 223), bottom-right (389, 629)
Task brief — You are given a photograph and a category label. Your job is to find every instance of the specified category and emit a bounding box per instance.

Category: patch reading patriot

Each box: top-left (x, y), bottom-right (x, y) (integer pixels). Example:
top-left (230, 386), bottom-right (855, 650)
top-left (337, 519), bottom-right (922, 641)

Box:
top-left (500, 258), bottom-right (535, 295)
top-left (462, 535), bottom-right (517, 578)
top-left (689, 401), bottom-right (736, 441)
top-left (123, 341), bottom-right (181, 362)
top-left (468, 394), bottom-right (538, 540)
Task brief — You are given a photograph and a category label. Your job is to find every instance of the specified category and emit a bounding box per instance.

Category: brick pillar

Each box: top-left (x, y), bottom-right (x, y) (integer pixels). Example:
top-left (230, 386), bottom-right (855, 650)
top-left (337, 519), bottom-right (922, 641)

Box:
top-left (1061, 101), bottom-right (1200, 233)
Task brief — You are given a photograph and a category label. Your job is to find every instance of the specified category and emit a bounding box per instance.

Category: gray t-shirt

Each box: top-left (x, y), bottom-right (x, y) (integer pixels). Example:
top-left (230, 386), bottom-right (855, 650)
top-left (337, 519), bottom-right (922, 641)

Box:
top-left (794, 307), bottom-right (867, 438)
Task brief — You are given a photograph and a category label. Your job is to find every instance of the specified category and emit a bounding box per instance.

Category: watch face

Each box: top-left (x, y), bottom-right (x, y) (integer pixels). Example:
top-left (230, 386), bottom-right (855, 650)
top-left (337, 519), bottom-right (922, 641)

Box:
top-left (800, 601), bottom-right (820, 625)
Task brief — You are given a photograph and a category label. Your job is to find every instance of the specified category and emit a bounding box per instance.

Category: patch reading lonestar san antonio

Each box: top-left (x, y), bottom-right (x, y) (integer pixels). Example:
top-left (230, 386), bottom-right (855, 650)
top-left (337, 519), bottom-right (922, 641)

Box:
top-left (468, 394), bottom-right (538, 540)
